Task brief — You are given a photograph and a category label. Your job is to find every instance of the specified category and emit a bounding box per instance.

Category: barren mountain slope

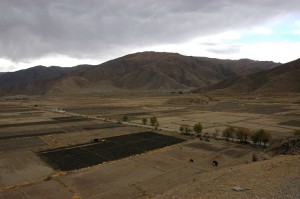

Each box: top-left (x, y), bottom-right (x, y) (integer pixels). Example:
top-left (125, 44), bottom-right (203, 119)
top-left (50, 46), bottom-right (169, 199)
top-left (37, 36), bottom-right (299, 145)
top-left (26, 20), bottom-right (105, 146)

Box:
top-left (48, 52), bottom-right (278, 93)
top-left (0, 52), bottom-right (279, 95)
top-left (0, 65), bottom-right (91, 96)
top-left (198, 58), bottom-right (300, 94)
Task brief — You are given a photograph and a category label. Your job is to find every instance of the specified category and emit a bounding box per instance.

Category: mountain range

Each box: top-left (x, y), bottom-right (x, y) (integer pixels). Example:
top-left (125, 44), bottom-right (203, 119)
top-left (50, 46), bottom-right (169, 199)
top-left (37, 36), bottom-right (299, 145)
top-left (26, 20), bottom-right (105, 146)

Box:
top-left (0, 65), bottom-right (91, 96)
top-left (0, 51), bottom-right (298, 96)
top-left (197, 58), bottom-right (300, 94)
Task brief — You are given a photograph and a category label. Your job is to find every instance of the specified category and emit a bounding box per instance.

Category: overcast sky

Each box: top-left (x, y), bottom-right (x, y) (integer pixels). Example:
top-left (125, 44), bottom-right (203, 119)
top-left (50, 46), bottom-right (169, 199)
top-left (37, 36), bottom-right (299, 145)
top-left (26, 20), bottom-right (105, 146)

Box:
top-left (0, 0), bottom-right (300, 72)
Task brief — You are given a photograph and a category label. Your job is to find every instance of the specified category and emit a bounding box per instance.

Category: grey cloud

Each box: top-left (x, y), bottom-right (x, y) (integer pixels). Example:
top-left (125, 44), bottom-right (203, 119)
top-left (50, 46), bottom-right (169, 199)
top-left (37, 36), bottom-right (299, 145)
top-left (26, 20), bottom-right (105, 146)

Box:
top-left (207, 46), bottom-right (240, 54)
top-left (202, 42), bottom-right (241, 54)
top-left (0, 0), bottom-right (300, 62)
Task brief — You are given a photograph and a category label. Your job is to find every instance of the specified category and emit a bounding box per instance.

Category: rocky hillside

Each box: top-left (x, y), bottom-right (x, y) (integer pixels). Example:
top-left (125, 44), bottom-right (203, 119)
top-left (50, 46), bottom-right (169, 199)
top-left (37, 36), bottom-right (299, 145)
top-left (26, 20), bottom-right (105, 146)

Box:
top-left (0, 52), bottom-right (279, 95)
top-left (197, 58), bottom-right (300, 94)
top-left (48, 52), bottom-right (278, 93)
top-left (0, 65), bottom-right (91, 96)
top-left (155, 155), bottom-right (300, 199)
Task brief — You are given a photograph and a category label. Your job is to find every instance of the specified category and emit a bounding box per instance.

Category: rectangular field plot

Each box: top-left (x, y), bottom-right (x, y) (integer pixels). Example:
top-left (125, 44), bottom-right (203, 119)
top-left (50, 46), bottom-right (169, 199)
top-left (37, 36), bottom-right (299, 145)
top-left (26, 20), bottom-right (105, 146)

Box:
top-left (0, 137), bottom-right (46, 150)
top-left (51, 116), bottom-right (91, 122)
top-left (0, 116), bottom-right (90, 128)
top-left (0, 114), bottom-right (32, 119)
top-left (241, 105), bottom-right (289, 114)
top-left (279, 120), bottom-right (300, 127)
top-left (0, 108), bottom-right (36, 113)
top-left (0, 128), bottom-right (65, 140)
top-left (39, 132), bottom-right (185, 171)
top-left (81, 123), bottom-right (125, 130)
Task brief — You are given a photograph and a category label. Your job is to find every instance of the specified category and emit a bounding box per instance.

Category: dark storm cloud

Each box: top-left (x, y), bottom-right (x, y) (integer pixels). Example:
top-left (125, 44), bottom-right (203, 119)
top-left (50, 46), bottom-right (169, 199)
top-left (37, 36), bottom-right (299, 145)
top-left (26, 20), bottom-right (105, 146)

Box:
top-left (0, 0), bottom-right (299, 61)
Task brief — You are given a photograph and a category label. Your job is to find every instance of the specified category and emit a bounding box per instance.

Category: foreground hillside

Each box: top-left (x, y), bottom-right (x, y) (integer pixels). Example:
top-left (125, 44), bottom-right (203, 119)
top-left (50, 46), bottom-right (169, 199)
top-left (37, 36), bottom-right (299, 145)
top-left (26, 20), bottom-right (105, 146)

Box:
top-left (0, 52), bottom-right (278, 95)
top-left (156, 155), bottom-right (300, 199)
top-left (198, 58), bottom-right (300, 94)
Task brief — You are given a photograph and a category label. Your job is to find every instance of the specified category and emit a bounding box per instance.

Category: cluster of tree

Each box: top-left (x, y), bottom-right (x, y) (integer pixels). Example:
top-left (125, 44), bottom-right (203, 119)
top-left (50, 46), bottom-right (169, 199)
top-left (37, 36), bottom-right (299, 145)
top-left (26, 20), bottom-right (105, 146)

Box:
top-left (142, 118), bottom-right (147, 125)
top-left (251, 129), bottom-right (272, 147)
top-left (150, 116), bottom-right (158, 126)
top-left (179, 122), bottom-right (203, 137)
top-left (222, 126), bottom-right (235, 141)
top-left (222, 126), bottom-right (272, 147)
top-left (235, 127), bottom-right (250, 142)
top-left (179, 125), bottom-right (192, 135)
top-left (193, 122), bottom-right (203, 137)
top-left (141, 116), bottom-right (159, 128)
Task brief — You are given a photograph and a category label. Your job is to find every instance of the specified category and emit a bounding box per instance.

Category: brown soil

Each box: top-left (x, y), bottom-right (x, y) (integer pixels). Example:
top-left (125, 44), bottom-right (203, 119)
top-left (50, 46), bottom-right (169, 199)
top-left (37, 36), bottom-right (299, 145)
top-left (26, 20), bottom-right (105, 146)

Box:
top-left (155, 155), bottom-right (300, 199)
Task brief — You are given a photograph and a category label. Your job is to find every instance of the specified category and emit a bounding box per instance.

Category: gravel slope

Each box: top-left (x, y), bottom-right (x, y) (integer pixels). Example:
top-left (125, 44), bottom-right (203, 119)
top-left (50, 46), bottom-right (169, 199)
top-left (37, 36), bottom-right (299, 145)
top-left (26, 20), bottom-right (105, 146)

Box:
top-left (155, 155), bottom-right (300, 199)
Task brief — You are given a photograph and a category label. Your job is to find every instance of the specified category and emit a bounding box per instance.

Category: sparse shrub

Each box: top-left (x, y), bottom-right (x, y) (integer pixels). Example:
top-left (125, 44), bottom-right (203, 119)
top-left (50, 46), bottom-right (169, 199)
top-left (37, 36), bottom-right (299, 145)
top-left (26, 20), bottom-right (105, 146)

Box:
top-left (185, 127), bottom-right (192, 134)
top-left (185, 127), bottom-right (192, 135)
top-left (193, 122), bottom-right (203, 137)
top-left (123, 115), bottom-right (128, 121)
top-left (150, 116), bottom-right (157, 126)
top-left (223, 126), bottom-right (235, 141)
top-left (142, 118), bottom-right (147, 125)
top-left (179, 125), bottom-right (184, 134)
top-left (179, 125), bottom-right (192, 135)
top-left (262, 131), bottom-right (272, 147)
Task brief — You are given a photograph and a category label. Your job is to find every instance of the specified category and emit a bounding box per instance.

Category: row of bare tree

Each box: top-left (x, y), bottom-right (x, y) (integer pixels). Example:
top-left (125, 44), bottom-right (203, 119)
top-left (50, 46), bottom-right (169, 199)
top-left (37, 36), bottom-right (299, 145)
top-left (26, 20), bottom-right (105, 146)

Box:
top-left (178, 122), bottom-right (273, 147)
top-left (222, 127), bottom-right (272, 147)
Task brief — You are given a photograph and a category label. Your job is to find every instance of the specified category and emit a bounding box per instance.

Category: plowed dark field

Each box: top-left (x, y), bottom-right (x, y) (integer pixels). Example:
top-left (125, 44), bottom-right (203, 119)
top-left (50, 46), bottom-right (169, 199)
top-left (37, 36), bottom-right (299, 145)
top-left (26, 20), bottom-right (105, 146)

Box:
top-left (39, 132), bottom-right (185, 171)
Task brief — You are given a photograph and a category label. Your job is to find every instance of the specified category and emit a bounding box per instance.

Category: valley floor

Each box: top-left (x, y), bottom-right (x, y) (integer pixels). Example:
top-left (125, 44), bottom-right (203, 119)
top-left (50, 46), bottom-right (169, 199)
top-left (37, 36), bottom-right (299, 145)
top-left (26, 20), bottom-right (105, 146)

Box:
top-left (0, 92), bottom-right (299, 198)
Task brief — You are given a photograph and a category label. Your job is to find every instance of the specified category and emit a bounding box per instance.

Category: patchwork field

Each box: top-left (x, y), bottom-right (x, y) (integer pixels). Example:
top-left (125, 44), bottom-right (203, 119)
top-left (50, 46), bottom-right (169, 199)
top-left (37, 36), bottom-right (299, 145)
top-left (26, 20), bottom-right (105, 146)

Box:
top-left (0, 92), bottom-right (299, 198)
top-left (40, 132), bottom-right (185, 171)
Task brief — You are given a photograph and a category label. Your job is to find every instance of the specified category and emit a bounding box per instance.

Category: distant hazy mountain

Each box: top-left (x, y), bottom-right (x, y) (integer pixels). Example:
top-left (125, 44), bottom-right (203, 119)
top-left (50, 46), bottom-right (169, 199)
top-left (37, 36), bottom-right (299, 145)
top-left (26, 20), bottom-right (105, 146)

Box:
top-left (197, 58), bottom-right (300, 94)
top-left (0, 52), bottom-right (280, 96)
